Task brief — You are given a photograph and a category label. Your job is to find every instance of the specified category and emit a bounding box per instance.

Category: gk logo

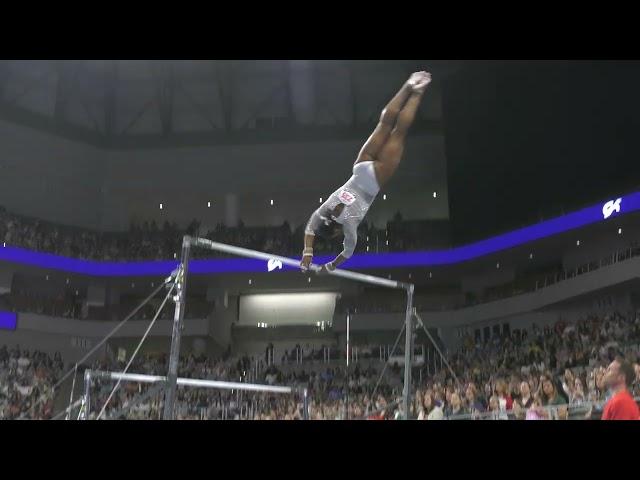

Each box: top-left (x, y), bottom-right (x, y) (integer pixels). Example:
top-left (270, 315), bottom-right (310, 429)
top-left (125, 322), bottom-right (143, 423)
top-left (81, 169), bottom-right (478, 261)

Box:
top-left (602, 198), bottom-right (622, 219)
top-left (267, 259), bottom-right (283, 272)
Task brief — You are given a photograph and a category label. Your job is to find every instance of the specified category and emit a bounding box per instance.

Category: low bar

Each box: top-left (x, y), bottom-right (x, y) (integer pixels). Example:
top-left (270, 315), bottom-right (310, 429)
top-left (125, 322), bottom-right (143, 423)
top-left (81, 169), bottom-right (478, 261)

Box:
top-left (192, 237), bottom-right (409, 290)
top-left (92, 370), bottom-right (293, 394)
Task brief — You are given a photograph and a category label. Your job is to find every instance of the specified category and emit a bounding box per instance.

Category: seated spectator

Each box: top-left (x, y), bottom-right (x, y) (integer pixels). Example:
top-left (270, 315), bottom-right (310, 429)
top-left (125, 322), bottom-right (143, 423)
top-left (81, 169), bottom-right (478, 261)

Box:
top-left (513, 381), bottom-right (534, 419)
top-left (445, 392), bottom-right (463, 419)
top-left (494, 379), bottom-right (513, 413)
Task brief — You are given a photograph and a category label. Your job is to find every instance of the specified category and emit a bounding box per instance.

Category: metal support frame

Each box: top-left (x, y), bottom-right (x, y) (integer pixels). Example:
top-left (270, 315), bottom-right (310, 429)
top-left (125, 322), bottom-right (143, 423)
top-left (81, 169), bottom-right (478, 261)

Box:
top-left (345, 310), bottom-right (350, 420)
top-left (413, 310), bottom-right (460, 386)
top-left (214, 60), bottom-right (234, 132)
top-left (303, 388), bottom-right (309, 420)
top-left (153, 61), bottom-right (175, 137)
top-left (188, 235), bottom-right (415, 420)
top-left (402, 284), bottom-right (414, 419)
top-left (0, 62), bottom-right (10, 101)
top-left (348, 61), bottom-right (359, 127)
top-left (65, 364), bottom-right (78, 420)
top-left (54, 60), bottom-right (81, 122)
top-left (81, 369), bottom-right (92, 420)
top-left (104, 61), bottom-right (118, 140)
top-left (163, 236), bottom-right (191, 419)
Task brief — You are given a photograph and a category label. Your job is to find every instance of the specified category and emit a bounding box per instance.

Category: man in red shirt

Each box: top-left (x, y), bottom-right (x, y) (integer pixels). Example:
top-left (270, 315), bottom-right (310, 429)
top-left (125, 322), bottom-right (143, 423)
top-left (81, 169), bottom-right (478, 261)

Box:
top-left (601, 357), bottom-right (640, 420)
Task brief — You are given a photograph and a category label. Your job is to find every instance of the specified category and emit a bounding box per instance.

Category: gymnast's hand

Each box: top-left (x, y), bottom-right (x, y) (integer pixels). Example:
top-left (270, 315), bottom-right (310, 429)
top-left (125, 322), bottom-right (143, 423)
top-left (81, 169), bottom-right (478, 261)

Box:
top-left (317, 262), bottom-right (336, 275)
top-left (300, 255), bottom-right (313, 272)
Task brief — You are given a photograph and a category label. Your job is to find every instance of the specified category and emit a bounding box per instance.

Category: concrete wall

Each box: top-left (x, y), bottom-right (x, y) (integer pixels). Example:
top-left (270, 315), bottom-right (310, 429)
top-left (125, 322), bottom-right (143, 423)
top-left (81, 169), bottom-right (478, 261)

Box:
top-left (0, 118), bottom-right (448, 233)
top-left (0, 119), bottom-right (104, 229)
top-left (0, 313), bottom-right (208, 363)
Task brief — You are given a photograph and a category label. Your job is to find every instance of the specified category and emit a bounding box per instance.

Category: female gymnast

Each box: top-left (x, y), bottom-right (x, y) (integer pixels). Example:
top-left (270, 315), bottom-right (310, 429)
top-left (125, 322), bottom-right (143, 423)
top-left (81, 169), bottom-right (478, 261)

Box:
top-left (300, 71), bottom-right (432, 273)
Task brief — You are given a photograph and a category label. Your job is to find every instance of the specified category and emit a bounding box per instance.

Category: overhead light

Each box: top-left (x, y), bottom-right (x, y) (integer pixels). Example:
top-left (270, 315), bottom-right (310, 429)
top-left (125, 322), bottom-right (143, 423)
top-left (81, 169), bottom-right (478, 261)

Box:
top-left (173, 253), bottom-right (177, 259)
top-left (429, 272), bottom-right (432, 278)
top-left (529, 253), bottom-right (533, 260)
top-left (308, 277), bottom-right (311, 283)
top-left (45, 275), bottom-right (49, 281)
top-left (75, 290), bottom-right (79, 296)
top-left (383, 194), bottom-right (387, 200)
top-left (618, 228), bottom-right (622, 235)
top-left (433, 192), bottom-right (437, 198)
top-left (207, 201), bottom-right (211, 208)
top-left (248, 279), bottom-right (252, 285)
top-left (159, 203), bottom-right (163, 210)
top-left (366, 246), bottom-right (369, 252)
top-left (66, 278), bottom-right (70, 285)
top-left (496, 262), bottom-right (500, 269)
top-left (319, 197), bottom-right (323, 203)
top-left (576, 240), bottom-right (580, 246)
top-left (386, 240), bottom-right (389, 246)
top-left (270, 199), bottom-right (274, 206)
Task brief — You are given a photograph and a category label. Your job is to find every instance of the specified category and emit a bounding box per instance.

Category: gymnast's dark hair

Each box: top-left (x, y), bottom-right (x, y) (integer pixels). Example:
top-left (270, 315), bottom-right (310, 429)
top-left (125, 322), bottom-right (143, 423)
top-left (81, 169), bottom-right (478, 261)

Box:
top-left (316, 221), bottom-right (342, 240)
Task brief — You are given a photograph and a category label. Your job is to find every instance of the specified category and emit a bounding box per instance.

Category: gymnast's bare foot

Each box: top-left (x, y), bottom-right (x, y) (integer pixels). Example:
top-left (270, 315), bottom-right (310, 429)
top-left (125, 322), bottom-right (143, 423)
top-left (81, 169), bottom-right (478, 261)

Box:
top-left (411, 72), bottom-right (431, 94)
top-left (407, 72), bottom-right (426, 88)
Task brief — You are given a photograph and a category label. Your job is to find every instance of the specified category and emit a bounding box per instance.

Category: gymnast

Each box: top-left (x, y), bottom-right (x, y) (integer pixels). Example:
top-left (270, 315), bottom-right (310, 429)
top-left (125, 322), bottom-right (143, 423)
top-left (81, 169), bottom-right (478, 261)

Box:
top-left (300, 71), bottom-right (432, 273)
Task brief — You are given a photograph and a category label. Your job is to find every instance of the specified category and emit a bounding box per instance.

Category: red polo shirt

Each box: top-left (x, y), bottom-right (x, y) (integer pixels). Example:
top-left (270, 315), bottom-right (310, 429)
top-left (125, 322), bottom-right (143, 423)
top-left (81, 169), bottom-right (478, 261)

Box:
top-left (602, 389), bottom-right (640, 420)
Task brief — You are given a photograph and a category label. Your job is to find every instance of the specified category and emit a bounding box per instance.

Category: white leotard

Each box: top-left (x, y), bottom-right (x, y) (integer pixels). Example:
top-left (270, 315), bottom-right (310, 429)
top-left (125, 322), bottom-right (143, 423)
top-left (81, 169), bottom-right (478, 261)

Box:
top-left (305, 161), bottom-right (380, 258)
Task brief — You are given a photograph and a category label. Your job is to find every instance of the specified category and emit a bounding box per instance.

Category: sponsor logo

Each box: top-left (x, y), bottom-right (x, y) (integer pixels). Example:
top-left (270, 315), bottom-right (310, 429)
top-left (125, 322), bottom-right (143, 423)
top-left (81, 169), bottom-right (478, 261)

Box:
top-left (267, 259), bottom-right (283, 272)
top-left (602, 198), bottom-right (622, 219)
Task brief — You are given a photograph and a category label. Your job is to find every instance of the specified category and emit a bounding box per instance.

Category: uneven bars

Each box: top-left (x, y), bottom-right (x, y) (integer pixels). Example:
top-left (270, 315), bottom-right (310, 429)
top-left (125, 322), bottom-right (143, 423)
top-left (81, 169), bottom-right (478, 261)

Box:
top-left (91, 370), bottom-right (293, 394)
top-left (192, 237), bottom-right (410, 290)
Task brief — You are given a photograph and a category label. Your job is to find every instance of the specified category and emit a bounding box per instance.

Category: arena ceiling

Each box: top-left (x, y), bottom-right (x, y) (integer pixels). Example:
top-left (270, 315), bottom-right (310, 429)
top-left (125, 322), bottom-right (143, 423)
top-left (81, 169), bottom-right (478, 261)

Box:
top-left (0, 60), bottom-right (463, 149)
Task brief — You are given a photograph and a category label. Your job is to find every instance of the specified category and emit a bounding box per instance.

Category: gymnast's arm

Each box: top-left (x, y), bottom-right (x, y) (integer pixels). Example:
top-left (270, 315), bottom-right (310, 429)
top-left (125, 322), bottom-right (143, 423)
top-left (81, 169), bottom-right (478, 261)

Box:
top-left (300, 210), bottom-right (322, 271)
top-left (325, 222), bottom-right (356, 271)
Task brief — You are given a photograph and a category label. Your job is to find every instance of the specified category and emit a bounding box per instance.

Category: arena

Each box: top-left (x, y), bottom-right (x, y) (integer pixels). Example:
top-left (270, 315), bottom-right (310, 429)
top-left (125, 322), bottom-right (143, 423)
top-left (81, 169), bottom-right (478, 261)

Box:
top-left (0, 60), bottom-right (639, 420)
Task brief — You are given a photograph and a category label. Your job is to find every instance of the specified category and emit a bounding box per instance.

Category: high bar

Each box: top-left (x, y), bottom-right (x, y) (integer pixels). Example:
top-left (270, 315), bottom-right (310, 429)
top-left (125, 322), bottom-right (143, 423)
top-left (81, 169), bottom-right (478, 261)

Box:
top-left (191, 237), bottom-right (410, 290)
top-left (91, 370), bottom-right (293, 394)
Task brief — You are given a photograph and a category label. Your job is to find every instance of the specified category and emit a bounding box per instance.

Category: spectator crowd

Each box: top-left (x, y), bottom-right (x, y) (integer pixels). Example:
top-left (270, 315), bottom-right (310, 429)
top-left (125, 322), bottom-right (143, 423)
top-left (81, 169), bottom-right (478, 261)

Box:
top-left (0, 308), bottom-right (638, 420)
top-left (0, 206), bottom-right (434, 263)
top-left (413, 310), bottom-right (640, 420)
top-left (85, 349), bottom-right (400, 420)
top-left (0, 346), bottom-right (64, 420)
top-left (2, 205), bottom-right (640, 420)
top-left (74, 310), bottom-right (639, 420)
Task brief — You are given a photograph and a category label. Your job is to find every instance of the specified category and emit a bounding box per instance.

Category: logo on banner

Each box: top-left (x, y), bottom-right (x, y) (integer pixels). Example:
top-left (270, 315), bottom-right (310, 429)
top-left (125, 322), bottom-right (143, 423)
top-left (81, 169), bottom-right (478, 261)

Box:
top-left (338, 190), bottom-right (356, 206)
top-left (267, 259), bottom-right (283, 272)
top-left (602, 198), bottom-right (622, 219)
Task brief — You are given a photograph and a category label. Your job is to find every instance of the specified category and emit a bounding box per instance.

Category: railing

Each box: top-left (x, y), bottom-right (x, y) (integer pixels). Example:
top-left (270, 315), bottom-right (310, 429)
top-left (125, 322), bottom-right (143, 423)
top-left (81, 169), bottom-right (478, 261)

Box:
top-left (474, 245), bottom-right (640, 307)
top-left (333, 244), bottom-right (640, 313)
top-left (255, 344), bottom-right (430, 367)
top-left (444, 396), bottom-right (640, 421)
